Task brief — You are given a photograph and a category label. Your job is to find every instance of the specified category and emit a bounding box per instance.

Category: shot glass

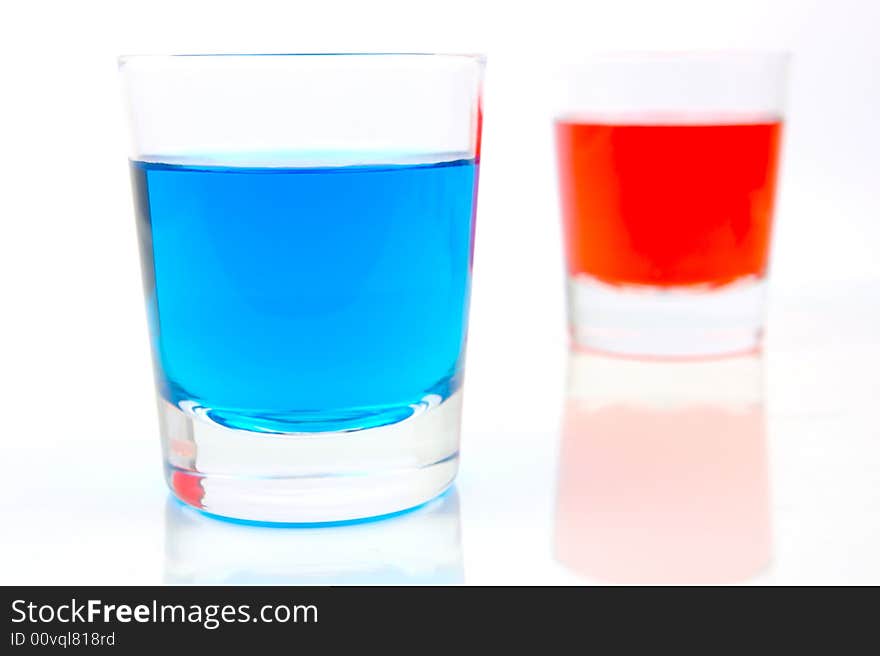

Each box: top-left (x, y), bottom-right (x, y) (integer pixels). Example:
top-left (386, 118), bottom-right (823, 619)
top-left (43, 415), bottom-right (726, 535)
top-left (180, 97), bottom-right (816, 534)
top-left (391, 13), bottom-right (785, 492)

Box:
top-left (555, 52), bottom-right (789, 357)
top-left (119, 53), bottom-right (484, 523)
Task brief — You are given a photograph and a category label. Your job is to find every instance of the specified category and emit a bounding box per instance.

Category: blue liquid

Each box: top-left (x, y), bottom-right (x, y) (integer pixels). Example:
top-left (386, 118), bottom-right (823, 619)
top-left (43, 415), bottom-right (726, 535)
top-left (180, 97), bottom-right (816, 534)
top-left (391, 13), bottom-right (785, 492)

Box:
top-left (131, 156), bottom-right (478, 433)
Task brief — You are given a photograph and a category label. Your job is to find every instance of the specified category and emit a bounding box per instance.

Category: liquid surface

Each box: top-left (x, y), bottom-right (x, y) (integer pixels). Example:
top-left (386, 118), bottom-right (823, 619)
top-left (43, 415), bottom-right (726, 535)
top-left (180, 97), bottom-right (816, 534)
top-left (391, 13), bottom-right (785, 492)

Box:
top-left (556, 120), bottom-right (782, 287)
top-left (131, 157), bottom-right (478, 432)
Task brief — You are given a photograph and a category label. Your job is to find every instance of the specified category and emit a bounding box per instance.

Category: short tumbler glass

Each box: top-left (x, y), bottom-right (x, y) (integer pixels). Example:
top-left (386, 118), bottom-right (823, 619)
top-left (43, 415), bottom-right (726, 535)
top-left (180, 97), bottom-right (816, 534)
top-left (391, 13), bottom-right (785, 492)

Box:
top-left (556, 52), bottom-right (788, 357)
top-left (120, 53), bottom-right (485, 523)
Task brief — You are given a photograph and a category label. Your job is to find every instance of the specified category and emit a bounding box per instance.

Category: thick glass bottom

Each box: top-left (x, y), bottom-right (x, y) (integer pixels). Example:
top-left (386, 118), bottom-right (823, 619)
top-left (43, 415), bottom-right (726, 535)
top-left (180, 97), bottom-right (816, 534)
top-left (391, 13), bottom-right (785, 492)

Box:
top-left (159, 390), bottom-right (462, 524)
top-left (567, 274), bottom-right (766, 358)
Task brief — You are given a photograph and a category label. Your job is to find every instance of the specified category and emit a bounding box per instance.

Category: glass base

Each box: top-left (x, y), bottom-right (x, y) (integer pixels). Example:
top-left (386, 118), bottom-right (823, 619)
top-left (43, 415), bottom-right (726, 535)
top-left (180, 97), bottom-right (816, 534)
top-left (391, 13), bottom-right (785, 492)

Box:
top-left (159, 390), bottom-right (462, 524)
top-left (567, 274), bottom-right (766, 358)
top-left (164, 491), bottom-right (464, 584)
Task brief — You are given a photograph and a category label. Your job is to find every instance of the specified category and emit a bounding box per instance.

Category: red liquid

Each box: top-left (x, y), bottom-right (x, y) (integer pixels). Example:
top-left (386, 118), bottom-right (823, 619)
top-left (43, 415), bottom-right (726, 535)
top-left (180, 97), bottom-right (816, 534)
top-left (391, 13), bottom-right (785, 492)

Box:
top-left (556, 119), bottom-right (783, 287)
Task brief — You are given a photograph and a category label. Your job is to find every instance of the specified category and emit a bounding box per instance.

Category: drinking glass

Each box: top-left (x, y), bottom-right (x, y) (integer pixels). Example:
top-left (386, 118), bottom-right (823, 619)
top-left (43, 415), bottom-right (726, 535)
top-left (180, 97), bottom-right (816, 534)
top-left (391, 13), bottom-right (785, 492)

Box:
top-left (119, 53), bottom-right (484, 523)
top-left (556, 52), bottom-right (789, 357)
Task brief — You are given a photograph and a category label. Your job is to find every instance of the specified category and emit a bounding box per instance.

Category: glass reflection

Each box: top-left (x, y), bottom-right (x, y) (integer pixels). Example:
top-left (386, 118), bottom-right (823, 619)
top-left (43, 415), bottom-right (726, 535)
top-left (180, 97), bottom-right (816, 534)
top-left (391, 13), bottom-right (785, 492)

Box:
top-left (555, 351), bottom-right (771, 584)
top-left (165, 489), bottom-right (463, 584)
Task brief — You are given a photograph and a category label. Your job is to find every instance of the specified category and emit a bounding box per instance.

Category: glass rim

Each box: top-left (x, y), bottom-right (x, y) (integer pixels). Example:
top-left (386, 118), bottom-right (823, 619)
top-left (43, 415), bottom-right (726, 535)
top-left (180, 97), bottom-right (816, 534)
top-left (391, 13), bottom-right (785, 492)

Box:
top-left (566, 49), bottom-right (791, 63)
top-left (118, 52), bottom-right (487, 66)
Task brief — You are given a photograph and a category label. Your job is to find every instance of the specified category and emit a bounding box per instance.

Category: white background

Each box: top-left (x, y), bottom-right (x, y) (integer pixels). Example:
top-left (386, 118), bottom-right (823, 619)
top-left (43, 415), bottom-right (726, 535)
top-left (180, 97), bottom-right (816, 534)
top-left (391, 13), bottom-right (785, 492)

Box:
top-left (1, 0), bottom-right (878, 584)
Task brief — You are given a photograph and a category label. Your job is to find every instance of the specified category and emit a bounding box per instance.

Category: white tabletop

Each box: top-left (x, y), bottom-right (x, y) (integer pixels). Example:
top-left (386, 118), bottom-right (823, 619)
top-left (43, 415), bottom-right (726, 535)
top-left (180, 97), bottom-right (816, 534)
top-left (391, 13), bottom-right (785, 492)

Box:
top-left (2, 281), bottom-right (878, 585)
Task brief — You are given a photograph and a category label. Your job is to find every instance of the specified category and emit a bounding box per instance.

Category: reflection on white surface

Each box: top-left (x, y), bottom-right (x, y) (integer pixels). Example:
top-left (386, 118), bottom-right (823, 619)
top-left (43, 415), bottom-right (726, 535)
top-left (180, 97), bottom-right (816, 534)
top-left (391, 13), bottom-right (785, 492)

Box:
top-left (165, 489), bottom-right (463, 584)
top-left (555, 351), bottom-right (771, 584)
